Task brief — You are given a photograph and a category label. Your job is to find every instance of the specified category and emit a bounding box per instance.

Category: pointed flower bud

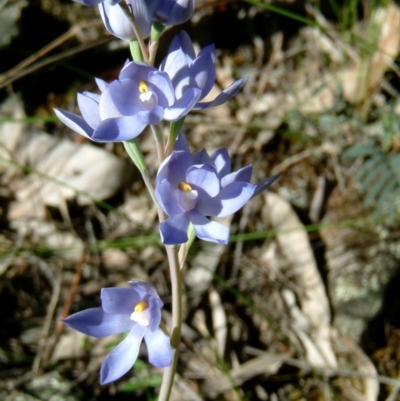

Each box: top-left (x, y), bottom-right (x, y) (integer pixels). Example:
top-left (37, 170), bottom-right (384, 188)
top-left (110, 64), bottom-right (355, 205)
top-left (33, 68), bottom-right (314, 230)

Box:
top-left (99, 0), bottom-right (159, 40)
top-left (154, 0), bottom-right (194, 26)
top-left (63, 281), bottom-right (172, 385)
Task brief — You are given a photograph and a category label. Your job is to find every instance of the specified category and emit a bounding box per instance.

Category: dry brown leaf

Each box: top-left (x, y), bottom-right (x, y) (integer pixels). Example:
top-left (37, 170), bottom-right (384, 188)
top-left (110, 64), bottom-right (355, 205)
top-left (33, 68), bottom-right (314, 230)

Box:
top-left (262, 192), bottom-right (337, 369)
top-left (209, 289), bottom-right (227, 358)
top-left (202, 353), bottom-right (287, 397)
top-left (0, 95), bottom-right (132, 221)
top-left (185, 217), bottom-right (232, 307)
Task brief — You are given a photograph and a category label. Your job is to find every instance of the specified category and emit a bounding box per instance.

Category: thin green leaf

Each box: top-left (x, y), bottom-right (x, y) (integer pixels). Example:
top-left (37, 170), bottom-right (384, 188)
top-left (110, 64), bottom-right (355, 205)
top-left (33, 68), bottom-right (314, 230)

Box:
top-left (388, 187), bottom-right (400, 224)
top-left (365, 169), bottom-right (393, 207)
top-left (242, 0), bottom-right (315, 26)
top-left (342, 142), bottom-right (377, 159)
top-left (359, 160), bottom-right (386, 193)
top-left (389, 154), bottom-right (400, 182)
top-left (355, 156), bottom-right (383, 183)
top-left (375, 178), bottom-right (397, 217)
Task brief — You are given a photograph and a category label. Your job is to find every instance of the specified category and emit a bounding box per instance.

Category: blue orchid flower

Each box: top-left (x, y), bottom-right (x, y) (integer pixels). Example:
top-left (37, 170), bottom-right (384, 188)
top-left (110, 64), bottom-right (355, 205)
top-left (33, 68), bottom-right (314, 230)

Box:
top-left (155, 136), bottom-right (279, 244)
top-left (63, 281), bottom-right (172, 385)
top-left (54, 30), bottom-right (248, 142)
top-left (54, 63), bottom-right (201, 142)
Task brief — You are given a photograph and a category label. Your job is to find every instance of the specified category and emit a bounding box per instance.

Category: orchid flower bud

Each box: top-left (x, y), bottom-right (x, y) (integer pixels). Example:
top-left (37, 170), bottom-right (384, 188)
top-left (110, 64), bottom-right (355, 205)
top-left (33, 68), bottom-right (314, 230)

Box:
top-left (154, 0), bottom-right (194, 26)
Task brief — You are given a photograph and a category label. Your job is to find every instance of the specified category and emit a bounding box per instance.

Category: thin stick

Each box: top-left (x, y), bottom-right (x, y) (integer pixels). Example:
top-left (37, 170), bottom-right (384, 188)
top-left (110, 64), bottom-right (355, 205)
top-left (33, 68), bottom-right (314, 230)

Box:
top-left (158, 245), bottom-right (183, 401)
top-left (151, 190), bottom-right (183, 401)
top-left (0, 36), bottom-right (112, 90)
top-left (32, 265), bottom-right (62, 375)
top-left (121, 0), bottom-right (149, 63)
top-left (150, 124), bottom-right (165, 164)
top-left (0, 22), bottom-right (101, 87)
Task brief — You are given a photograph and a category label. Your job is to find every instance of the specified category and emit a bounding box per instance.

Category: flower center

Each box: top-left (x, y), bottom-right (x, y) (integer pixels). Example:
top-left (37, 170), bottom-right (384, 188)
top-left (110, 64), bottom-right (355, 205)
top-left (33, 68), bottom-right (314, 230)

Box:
top-left (138, 80), bottom-right (157, 109)
top-left (130, 300), bottom-right (151, 326)
top-left (178, 181), bottom-right (192, 192)
top-left (178, 181), bottom-right (198, 210)
top-left (138, 80), bottom-right (149, 93)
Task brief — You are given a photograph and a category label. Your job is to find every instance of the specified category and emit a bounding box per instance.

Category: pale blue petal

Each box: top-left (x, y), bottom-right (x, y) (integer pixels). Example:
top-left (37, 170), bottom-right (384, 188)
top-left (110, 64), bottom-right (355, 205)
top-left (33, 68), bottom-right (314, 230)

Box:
top-left (137, 106), bottom-right (164, 125)
top-left (160, 214), bottom-right (190, 245)
top-left (186, 164), bottom-right (220, 198)
top-left (163, 87), bottom-right (201, 121)
top-left (93, 116), bottom-right (146, 141)
top-left (101, 287), bottom-right (140, 315)
top-left (211, 148), bottom-right (231, 178)
top-left (77, 93), bottom-right (101, 129)
top-left (221, 166), bottom-right (252, 187)
top-left (99, 2), bottom-right (135, 41)
top-left (156, 0), bottom-right (194, 26)
top-left (188, 210), bottom-right (229, 244)
top-left (160, 47), bottom-right (190, 96)
top-left (174, 132), bottom-right (190, 152)
top-left (198, 182), bottom-right (255, 217)
top-left (107, 79), bottom-right (142, 116)
top-left (192, 149), bottom-right (213, 165)
top-left (129, 282), bottom-right (162, 303)
top-left (100, 324), bottom-right (146, 384)
top-left (99, 86), bottom-right (124, 119)
top-left (251, 175), bottom-right (280, 198)
top-left (145, 328), bottom-right (172, 367)
top-left (156, 151), bottom-right (192, 186)
top-left (63, 308), bottom-right (133, 337)
top-left (126, 0), bottom-right (154, 37)
top-left (160, 51), bottom-right (179, 79)
top-left (194, 78), bottom-right (247, 109)
top-left (155, 179), bottom-right (185, 216)
top-left (119, 60), bottom-right (153, 81)
top-left (81, 91), bottom-right (100, 102)
top-left (191, 48), bottom-right (215, 100)
top-left (148, 71), bottom-right (175, 106)
top-left (95, 78), bottom-right (107, 92)
top-left (167, 30), bottom-right (196, 64)
top-left (148, 296), bottom-right (163, 331)
top-left (54, 108), bottom-right (94, 139)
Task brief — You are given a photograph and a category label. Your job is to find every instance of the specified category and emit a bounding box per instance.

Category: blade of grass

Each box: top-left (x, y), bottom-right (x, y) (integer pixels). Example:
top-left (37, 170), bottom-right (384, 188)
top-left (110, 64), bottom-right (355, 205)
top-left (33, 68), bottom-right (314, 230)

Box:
top-left (241, 0), bottom-right (316, 26)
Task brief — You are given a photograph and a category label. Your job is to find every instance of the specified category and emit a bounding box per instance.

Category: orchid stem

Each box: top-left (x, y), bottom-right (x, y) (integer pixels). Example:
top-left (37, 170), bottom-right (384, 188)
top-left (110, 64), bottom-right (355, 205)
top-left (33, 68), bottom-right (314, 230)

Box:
top-left (123, 140), bottom-right (159, 208)
top-left (156, 206), bottom-right (182, 401)
top-left (150, 124), bottom-right (165, 164)
top-left (158, 244), bottom-right (182, 401)
top-left (141, 170), bottom-right (159, 208)
top-left (122, 0), bottom-right (149, 63)
top-left (149, 21), bottom-right (165, 66)
top-left (149, 39), bottom-right (160, 66)
top-left (130, 16), bottom-right (149, 63)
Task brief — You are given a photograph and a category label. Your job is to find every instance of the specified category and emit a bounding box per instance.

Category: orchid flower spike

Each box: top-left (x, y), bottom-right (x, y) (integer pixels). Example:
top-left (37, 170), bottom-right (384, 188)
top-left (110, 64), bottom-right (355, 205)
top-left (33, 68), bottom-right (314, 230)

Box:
top-left (161, 31), bottom-right (247, 110)
top-left (63, 281), bottom-right (172, 384)
top-left (155, 134), bottom-right (279, 245)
